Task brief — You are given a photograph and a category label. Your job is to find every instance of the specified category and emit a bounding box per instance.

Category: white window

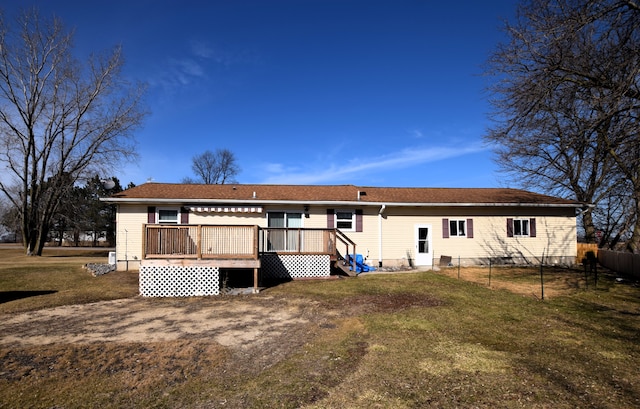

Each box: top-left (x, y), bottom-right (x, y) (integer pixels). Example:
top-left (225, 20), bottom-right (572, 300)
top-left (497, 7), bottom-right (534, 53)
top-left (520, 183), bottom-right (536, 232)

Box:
top-left (267, 212), bottom-right (302, 228)
top-left (267, 211), bottom-right (303, 252)
top-left (449, 219), bottom-right (466, 237)
top-left (514, 219), bottom-right (530, 236)
top-left (158, 208), bottom-right (179, 224)
top-left (335, 210), bottom-right (355, 231)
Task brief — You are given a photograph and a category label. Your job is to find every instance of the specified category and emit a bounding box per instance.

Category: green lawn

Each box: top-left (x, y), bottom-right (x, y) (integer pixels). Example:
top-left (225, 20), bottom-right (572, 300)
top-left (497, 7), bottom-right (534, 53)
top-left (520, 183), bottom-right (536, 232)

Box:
top-left (0, 248), bottom-right (638, 408)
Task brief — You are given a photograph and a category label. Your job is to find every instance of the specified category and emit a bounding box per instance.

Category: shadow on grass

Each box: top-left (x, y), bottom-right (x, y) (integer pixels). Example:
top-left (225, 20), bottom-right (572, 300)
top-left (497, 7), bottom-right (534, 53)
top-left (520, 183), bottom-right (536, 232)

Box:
top-left (0, 290), bottom-right (58, 304)
top-left (46, 251), bottom-right (111, 258)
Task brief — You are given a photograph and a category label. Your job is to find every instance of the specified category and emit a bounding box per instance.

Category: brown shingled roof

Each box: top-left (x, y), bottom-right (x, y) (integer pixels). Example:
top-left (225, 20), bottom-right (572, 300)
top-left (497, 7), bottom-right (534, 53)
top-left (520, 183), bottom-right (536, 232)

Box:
top-left (108, 183), bottom-right (581, 206)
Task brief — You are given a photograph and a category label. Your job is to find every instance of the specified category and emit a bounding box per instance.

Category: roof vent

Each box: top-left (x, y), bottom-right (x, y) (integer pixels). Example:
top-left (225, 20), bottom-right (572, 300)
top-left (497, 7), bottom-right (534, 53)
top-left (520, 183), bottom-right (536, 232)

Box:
top-left (358, 191), bottom-right (367, 201)
top-left (252, 191), bottom-right (257, 199)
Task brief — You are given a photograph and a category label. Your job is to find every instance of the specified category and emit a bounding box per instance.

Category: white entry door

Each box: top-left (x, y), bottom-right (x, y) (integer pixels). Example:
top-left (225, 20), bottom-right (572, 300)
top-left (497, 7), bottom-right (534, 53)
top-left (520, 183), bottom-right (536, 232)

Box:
top-left (414, 224), bottom-right (432, 266)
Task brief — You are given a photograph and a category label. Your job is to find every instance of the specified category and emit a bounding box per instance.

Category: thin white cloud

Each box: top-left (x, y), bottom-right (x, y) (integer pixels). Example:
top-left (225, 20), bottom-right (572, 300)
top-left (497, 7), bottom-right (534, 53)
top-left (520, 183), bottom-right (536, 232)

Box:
top-left (190, 40), bottom-right (214, 59)
top-left (147, 57), bottom-right (207, 89)
top-left (258, 142), bottom-right (487, 185)
top-left (409, 129), bottom-right (424, 139)
top-left (146, 38), bottom-right (260, 96)
top-left (174, 58), bottom-right (205, 78)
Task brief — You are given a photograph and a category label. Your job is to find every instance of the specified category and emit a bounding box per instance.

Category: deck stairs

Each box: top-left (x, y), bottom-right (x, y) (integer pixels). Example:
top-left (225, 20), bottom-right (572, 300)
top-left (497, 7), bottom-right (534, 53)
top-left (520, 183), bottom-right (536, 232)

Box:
top-left (331, 251), bottom-right (358, 277)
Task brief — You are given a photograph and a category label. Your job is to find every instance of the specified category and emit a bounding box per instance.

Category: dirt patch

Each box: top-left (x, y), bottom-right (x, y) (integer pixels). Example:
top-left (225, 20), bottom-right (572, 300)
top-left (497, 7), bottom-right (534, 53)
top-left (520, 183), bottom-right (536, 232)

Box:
top-left (0, 293), bottom-right (343, 404)
top-left (0, 287), bottom-right (447, 408)
top-left (0, 295), bottom-right (324, 348)
top-left (0, 291), bottom-right (443, 348)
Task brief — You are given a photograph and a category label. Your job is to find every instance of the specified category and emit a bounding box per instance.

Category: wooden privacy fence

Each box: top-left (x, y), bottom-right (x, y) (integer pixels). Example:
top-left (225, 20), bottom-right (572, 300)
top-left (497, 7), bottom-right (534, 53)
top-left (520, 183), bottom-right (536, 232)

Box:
top-left (577, 243), bottom-right (598, 263)
top-left (598, 249), bottom-right (640, 279)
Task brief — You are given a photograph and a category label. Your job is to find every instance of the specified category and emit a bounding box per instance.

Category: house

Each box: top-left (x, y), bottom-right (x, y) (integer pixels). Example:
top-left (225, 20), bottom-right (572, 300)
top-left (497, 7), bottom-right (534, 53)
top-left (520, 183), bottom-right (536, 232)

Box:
top-left (104, 183), bottom-right (583, 297)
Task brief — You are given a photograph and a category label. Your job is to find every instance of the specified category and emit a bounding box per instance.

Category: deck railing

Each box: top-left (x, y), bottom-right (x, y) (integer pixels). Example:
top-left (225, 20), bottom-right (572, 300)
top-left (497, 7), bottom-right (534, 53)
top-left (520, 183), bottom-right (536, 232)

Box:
top-left (144, 225), bottom-right (259, 259)
top-left (259, 227), bottom-right (336, 254)
top-left (144, 225), bottom-right (356, 269)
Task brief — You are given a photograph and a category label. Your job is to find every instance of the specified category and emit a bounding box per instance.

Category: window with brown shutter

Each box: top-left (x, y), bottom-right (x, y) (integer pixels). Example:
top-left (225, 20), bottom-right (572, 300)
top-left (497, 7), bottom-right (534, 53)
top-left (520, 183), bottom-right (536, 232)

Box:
top-left (442, 218), bottom-right (449, 238)
top-left (507, 218), bottom-right (535, 237)
top-left (147, 206), bottom-right (156, 224)
top-left (355, 209), bottom-right (363, 232)
top-left (507, 218), bottom-right (514, 237)
top-left (529, 218), bottom-right (536, 237)
top-left (326, 209), bottom-right (334, 229)
top-left (180, 207), bottom-right (189, 224)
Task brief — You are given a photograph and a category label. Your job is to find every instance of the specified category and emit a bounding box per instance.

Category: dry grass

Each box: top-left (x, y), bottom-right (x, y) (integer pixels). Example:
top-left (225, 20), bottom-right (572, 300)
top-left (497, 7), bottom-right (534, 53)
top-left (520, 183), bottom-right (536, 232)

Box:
top-left (0, 340), bottom-right (229, 407)
top-left (0, 246), bottom-right (138, 314)
top-left (436, 264), bottom-right (602, 299)
top-left (1, 248), bottom-right (639, 408)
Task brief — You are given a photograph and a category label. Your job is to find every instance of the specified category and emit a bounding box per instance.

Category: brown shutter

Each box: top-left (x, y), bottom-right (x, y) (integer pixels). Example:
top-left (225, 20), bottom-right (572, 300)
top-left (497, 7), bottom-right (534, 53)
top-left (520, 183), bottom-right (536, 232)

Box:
top-left (355, 209), bottom-right (363, 232)
top-left (442, 218), bottom-right (449, 238)
top-left (467, 219), bottom-right (474, 238)
top-left (180, 207), bottom-right (189, 224)
top-left (147, 206), bottom-right (156, 224)
top-left (507, 218), bottom-right (514, 237)
top-left (529, 218), bottom-right (536, 237)
top-left (327, 209), bottom-right (334, 228)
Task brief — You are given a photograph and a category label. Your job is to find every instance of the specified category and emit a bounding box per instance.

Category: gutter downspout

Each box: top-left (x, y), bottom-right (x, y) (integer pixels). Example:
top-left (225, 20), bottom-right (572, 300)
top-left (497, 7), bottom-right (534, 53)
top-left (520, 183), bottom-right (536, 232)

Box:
top-left (378, 205), bottom-right (386, 267)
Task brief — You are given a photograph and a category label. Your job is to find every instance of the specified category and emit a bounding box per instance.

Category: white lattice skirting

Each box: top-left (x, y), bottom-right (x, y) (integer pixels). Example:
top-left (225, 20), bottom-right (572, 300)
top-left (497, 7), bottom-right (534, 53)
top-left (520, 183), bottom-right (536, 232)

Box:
top-left (139, 265), bottom-right (220, 297)
top-left (262, 254), bottom-right (330, 279)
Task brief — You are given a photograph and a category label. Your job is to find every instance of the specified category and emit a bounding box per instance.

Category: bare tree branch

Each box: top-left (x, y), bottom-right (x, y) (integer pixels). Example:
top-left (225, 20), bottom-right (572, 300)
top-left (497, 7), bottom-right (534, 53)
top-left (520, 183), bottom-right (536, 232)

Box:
top-left (485, 0), bottom-right (640, 251)
top-left (0, 8), bottom-right (147, 255)
top-left (185, 148), bottom-right (240, 184)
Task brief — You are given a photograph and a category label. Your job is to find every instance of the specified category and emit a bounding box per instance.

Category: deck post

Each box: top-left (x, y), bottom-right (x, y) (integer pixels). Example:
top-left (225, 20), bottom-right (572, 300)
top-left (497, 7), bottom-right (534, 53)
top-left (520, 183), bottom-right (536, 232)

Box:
top-left (253, 267), bottom-right (259, 293)
top-left (197, 225), bottom-right (202, 259)
top-left (142, 224), bottom-right (147, 260)
top-left (253, 225), bottom-right (259, 259)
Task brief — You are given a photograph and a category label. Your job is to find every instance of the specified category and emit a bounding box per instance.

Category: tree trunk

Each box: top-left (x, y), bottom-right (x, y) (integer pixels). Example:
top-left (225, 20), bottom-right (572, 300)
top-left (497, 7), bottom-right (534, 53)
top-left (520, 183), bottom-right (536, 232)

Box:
top-left (26, 235), bottom-right (42, 255)
top-left (35, 224), bottom-right (50, 255)
top-left (627, 197), bottom-right (640, 253)
top-left (581, 209), bottom-right (596, 244)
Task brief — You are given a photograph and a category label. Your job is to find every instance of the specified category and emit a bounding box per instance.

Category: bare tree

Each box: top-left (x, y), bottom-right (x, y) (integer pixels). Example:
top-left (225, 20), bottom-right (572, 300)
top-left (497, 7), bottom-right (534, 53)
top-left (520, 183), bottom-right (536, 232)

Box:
top-left (185, 149), bottom-right (239, 184)
top-left (0, 9), bottom-right (146, 255)
top-left (0, 197), bottom-right (20, 241)
top-left (485, 0), bottom-right (640, 251)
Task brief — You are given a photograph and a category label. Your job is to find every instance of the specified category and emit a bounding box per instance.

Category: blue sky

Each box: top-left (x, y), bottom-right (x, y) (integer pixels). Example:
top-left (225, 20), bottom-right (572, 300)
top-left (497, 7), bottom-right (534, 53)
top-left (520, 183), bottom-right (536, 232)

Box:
top-left (9, 1), bottom-right (516, 188)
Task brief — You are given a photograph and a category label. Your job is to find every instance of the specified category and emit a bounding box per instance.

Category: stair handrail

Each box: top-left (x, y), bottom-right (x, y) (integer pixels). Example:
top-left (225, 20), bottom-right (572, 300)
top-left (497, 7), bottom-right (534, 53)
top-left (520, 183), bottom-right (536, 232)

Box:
top-left (334, 228), bottom-right (357, 272)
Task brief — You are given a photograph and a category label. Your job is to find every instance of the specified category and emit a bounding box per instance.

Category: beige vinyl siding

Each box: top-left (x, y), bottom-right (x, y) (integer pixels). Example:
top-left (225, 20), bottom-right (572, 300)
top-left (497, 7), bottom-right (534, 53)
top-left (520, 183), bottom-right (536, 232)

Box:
top-left (188, 211), bottom-right (265, 226)
top-left (303, 208), bottom-right (331, 229)
top-left (378, 208), bottom-right (435, 266)
top-left (436, 214), bottom-right (576, 265)
top-left (115, 204), bottom-right (147, 270)
top-left (114, 202), bottom-right (577, 270)
top-left (308, 207), bottom-right (382, 264)
top-left (342, 207), bottom-right (380, 263)
top-left (367, 206), bottom-right (577, 266)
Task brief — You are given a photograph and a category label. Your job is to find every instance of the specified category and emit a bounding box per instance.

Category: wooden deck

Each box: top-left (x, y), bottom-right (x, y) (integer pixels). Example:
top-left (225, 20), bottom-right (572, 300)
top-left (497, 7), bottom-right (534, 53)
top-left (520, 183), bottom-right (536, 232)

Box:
top-left (143, 225), bottom-right (355, 261)
top-left (141, 225), bottom-right (358, 291)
